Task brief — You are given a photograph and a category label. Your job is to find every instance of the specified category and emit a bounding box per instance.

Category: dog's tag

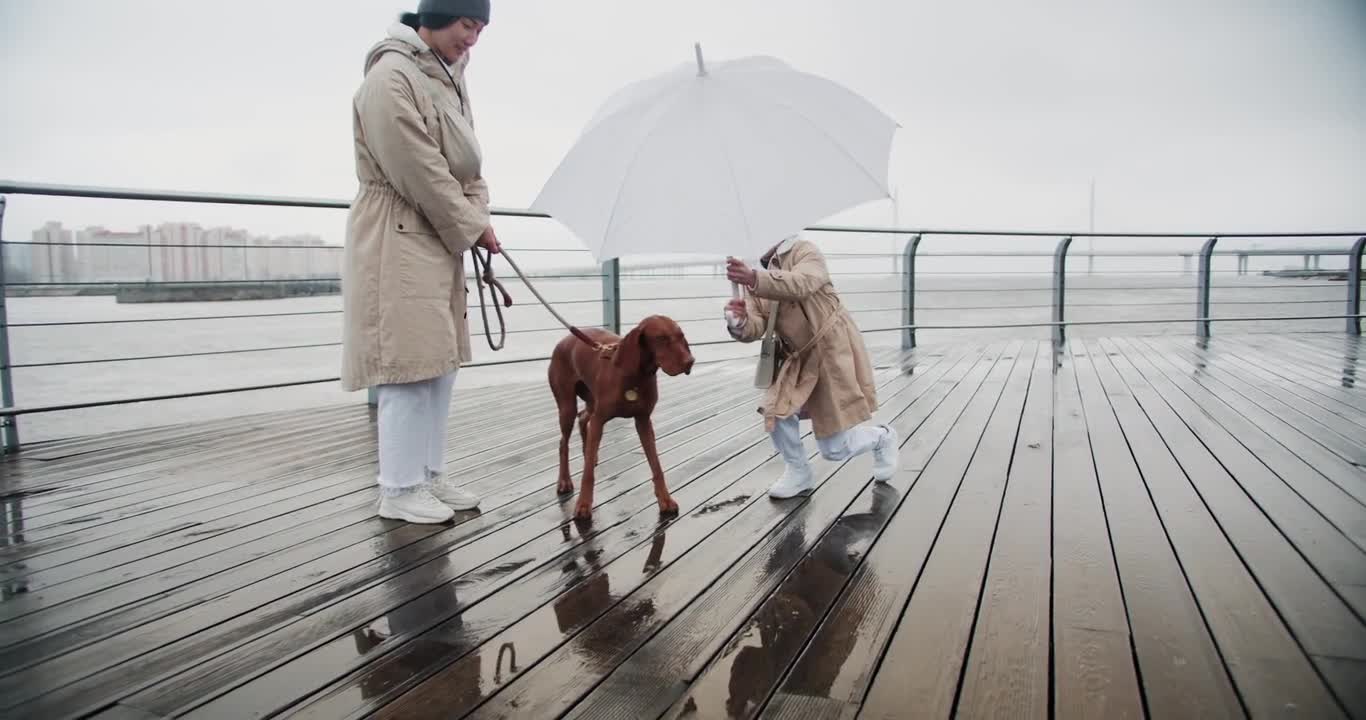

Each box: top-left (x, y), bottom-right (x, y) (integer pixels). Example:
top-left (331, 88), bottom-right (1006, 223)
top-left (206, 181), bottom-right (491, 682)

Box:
top-left (624, 389), bottom-right (639, 402)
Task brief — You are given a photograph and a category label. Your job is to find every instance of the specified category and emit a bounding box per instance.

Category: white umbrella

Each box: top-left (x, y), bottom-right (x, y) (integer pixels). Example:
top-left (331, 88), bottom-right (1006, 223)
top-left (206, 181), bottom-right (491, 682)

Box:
top-left (531, 44), bottom-right (898, 266)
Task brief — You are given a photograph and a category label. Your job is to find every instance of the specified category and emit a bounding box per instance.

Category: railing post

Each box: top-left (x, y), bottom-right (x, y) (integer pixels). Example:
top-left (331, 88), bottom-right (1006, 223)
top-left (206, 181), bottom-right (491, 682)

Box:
top-left (1348, 236), bottom-right (1365, 336)
top-left (0, 197), bottom-right (19, 453)
top-left (901, 233), bottom-right (922, 350)
top-left (1051, 236), bottom-right (1074, 347)
top-left (602, 258), bottom-right (621, 335)
top-left (1197, 237), bottom-right (1218, 338)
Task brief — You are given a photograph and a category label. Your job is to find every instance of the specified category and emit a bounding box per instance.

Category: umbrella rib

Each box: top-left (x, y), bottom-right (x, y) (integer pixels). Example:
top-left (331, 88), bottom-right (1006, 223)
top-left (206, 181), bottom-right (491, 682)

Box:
top-left (713, 78), bottom-right (892, 196)
top-left (704, 91), bottom-right (756, 257)
top-left (600, 91), bottom-right (692, 260)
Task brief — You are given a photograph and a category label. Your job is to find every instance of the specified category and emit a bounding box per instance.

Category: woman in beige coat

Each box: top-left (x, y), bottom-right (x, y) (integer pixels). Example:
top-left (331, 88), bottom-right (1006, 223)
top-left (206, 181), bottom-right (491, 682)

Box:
top-left (341, 0), bottom-right (497, 524)
top-left (724, 236), bottom-right (899, 498)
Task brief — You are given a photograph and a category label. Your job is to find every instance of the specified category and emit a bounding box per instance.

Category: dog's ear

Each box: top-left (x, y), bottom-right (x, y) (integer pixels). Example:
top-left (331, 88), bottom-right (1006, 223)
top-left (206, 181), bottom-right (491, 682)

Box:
top-left (613, 325), bottom-right (644, 370)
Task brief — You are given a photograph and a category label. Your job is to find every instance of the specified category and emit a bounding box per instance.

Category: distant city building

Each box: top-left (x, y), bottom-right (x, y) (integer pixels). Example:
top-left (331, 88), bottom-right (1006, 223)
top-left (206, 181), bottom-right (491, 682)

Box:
top-left (25, 222), bottom-right (78, 283)
top-left (76, 225), bottom-right (156, 282)
top-left (7, 222), bottom-right (339, 284)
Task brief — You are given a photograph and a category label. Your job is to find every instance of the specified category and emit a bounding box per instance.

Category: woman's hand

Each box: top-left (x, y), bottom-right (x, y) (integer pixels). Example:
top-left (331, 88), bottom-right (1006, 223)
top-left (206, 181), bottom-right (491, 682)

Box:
top-left (725, 298), bottom-right (747, 317)
top-left (725, 256), bottom-right (757, 287)
top-left (477, 226), bottom-right (502, 254)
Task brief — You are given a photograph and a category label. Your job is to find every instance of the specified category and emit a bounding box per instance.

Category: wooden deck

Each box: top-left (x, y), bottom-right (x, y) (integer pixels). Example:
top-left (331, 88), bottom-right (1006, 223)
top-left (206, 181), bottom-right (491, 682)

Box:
top-left (1, 334), bottom-right (1363, 719)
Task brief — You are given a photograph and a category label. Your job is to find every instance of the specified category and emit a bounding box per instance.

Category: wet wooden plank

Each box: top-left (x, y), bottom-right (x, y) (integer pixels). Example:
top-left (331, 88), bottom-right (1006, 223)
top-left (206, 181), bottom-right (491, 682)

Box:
top-left (184, 352), bottom-right (946, 720)
top-left (1154, 341), bottom-right (1366, 467)
top-left (11, 377), bottom-right (540, 466)
top-left (270, 350), bottom-right (948, 720)
top-left (561, 346), bottom-right (994, 720)
top-left (1068, 341), bottom-right (1244, 718)
top-left (0, 376), bottom-right (735, 612)
top-left (0, 371), bottom-right (739, 583)
top-left (1104, 339), bottom-right (1366, 715)
top-left (120, 358), bottom-right (861, 718)
top-left (1281, 333), bottom-right (1363, 361)
top-left (1046, 342), bottom-right (1143, 720)
top-left (845, 344), bottom-right (1036, 719)
top-left (1223, 337), bottom-right (1366, 414)
top-left (1114, 337), bottom-right (1366, 580)
top-left (9, 402), bottom-right (359, 465)
top-left (1247, 336), bottom-right (1364, 391)
top-left (9, 384), bottom-right (550, 516)
top-left (1167, 339), bottom-right (1366, 436)
top-left (1215, 341), bottom-right (1366, 428)
top-left (0, 383), bottom-right (702, 615)
top-left (1317, 657), bottom-right (1366, 718)
top-left (0, 374), bottom-right (758, 684)
top-left (1, 404), bottom-right (366, 490)
top-left (85, 702), bottom-right (165, 720)
top-left (163, 416), bottom-right (780, 719)
top-left (1128, 337), bottom-right (1366, 536)
top-left (737, 342), bottom-right (1018, 719)
top-left (1290, 333), bottom-right (1364, 363)
top-left (336, 349), bottom-right (934, 720)
top-left (0, 364), bottom-right (807, 718)
top-left (440, 349), bottom-right (999, 720)
top-left (1087, 339), bottom-right (1345, 717)
top-left (956, 342), bottom-right (1056, 719)
top-left (0, 376), bottom-right (597, 516)
top-left (0, 409), bottom-right (363, 510)
top-left (0, 382), bottom-right (581, 535)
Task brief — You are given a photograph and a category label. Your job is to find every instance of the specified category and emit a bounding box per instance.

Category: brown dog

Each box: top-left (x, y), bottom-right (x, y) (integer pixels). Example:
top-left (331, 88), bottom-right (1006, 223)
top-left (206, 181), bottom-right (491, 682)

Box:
top-left (549, 315), bottom-right (695, 521)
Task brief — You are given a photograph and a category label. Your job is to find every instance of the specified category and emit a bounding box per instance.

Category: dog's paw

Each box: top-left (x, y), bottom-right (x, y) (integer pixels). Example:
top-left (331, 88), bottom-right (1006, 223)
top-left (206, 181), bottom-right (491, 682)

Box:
top-left (556, 480), bottom-right (575, 495)
top-left (573, 501), bottom-right (594, 522)
top-left (658, 497), bottom-right (680, 517)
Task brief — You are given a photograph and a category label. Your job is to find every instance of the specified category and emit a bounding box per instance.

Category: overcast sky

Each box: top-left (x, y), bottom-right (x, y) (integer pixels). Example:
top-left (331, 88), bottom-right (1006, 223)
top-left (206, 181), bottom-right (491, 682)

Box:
top-left (2, 0), bottom-right (1364, 255)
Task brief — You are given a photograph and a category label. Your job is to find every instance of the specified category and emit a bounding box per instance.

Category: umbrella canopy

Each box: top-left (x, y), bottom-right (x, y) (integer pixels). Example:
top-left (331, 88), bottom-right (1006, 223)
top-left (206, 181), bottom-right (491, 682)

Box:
top-left (531, 45), bottom-right (898, 264)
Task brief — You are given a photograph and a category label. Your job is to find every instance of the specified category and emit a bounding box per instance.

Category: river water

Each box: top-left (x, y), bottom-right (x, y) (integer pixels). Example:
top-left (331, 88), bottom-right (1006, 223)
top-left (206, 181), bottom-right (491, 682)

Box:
top-left (4, 271), bottom-right (1349, 444)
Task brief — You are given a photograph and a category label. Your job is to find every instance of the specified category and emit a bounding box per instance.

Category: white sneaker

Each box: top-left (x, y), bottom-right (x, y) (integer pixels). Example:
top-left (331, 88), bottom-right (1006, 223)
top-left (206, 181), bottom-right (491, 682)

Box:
top-left (430, 473), bottom-right (481, 511)
top-left (768, 463), bottom-right (816, 499)
top-left (872, 425), bottom-right (899, 483)
top-left (378, 485), bottom-right (454, 524)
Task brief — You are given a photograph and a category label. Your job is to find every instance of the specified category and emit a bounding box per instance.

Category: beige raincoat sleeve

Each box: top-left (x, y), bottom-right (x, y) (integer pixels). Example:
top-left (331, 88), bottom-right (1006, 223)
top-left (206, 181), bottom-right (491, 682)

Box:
top-left (359, 69), bottom-right (487, 255)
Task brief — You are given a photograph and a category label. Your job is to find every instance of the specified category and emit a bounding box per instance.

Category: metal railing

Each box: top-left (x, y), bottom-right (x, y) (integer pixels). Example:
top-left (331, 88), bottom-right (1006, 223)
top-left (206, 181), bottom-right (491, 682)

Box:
top-left (1, 179), bottom-right (1363, 453)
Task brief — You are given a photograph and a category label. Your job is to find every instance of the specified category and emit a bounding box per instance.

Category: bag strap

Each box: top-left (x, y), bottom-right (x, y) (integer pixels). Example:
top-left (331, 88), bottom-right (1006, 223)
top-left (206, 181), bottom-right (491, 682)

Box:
top-left (791, 303), bottom-right (842, 358)
top-left (761, 294), bottom-right (781, 342)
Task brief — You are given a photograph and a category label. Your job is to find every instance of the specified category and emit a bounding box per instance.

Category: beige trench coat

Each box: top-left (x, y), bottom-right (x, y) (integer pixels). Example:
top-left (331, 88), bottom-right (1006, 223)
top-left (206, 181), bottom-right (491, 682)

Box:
top-left (340, 22), bottom-right (490, 391)
top-left (730, 238), bottom-right (878, 438)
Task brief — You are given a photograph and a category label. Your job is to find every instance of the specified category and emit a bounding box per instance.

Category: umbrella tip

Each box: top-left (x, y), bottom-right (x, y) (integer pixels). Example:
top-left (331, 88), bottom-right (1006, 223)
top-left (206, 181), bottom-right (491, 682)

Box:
top-left (694, 42), bottom-right (707, 77)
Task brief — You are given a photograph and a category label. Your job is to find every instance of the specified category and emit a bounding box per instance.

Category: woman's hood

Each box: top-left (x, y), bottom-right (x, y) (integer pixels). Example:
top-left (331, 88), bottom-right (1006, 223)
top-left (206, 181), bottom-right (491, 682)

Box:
top-left (363, 22), bottom-right (470, 79)
top-left (761, 235), bottom-right (801, 268)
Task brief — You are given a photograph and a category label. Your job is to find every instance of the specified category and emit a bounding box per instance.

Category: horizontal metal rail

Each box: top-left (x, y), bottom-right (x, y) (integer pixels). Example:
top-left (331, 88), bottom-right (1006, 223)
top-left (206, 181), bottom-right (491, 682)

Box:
top-left (863, 312), bottom-right (1365, 334)
top-left (4, 322), bottom-right (608, 368)
top-left (7, 240), bottom-right (586, 253)
top-left (4, 311), bottom-right (1355, 419)
top-left (0, 353), bottom-right (558, 417)
top-left (822, 249), bottom-right (1355, 258)
top-left (5, 180), bottom-right (1364, 238)
top-left (2, 178), bottom-right (1362, 450)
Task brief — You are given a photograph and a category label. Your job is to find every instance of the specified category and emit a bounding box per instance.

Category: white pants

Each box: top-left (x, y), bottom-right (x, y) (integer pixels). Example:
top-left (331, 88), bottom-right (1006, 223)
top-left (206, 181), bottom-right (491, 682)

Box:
top-left (376, 371), bottom-right (457, 490)
top-left (770, 414), bottom-right (884, 470)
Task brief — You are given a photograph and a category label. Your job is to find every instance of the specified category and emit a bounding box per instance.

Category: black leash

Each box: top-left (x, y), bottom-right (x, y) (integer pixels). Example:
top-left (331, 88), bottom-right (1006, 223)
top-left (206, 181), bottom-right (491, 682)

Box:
top-left (470, 244), bottom-right (512, 351)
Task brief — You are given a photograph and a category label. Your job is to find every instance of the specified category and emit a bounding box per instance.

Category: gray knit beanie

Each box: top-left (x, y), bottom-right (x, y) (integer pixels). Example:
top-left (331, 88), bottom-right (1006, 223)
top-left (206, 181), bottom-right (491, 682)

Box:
top-left (418, 0), bottom-right (490, 24)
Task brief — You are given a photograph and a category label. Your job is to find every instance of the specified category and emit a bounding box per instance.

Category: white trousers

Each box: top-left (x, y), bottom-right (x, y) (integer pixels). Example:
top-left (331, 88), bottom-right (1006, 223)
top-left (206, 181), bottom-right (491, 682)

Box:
top-left (376, 371), bottom-right (457, 490)
top-left (770, 414), bottom-right (884, 470)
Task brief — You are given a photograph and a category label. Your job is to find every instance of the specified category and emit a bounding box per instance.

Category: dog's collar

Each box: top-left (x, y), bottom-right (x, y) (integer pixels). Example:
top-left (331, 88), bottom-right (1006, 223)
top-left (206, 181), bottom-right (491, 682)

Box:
top-left (624, 388), bottom-right (639, 402)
